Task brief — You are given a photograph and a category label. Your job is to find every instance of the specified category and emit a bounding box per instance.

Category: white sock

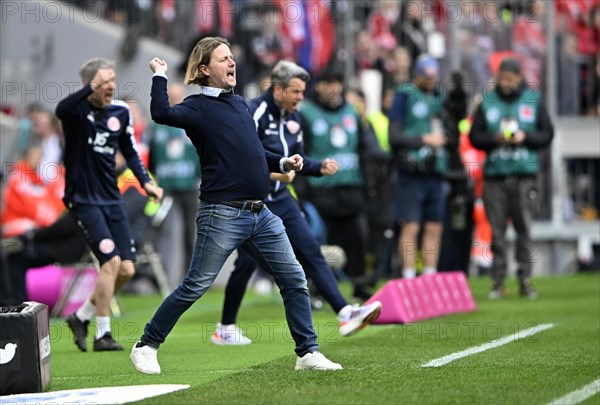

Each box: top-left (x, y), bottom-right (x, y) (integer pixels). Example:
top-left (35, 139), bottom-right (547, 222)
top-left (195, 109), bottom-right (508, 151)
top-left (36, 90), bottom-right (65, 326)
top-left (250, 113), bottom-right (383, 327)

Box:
top-left (423, 267), bottom-right (437, 275)
top-left (402, 268), bottom-right (416, 279)
top-left (95, 316), bottom-right (111, 339)
top-left (75, 299), bottom-right (96, 322)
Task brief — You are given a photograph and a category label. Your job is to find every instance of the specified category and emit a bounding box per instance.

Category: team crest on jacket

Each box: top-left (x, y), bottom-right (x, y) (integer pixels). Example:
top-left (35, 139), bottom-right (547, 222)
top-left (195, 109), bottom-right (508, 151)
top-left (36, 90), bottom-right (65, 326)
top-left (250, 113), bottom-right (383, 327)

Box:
top-left (519, 105), bottom-right (535, 123)
top-left (286, 120), bottom-right (300, 134)
top-left (99, 238), bottom-right (115, 254)
top-left (107, 116), bottom-right (121, 132)
top-left (343, 115), bottom-right (356, 132)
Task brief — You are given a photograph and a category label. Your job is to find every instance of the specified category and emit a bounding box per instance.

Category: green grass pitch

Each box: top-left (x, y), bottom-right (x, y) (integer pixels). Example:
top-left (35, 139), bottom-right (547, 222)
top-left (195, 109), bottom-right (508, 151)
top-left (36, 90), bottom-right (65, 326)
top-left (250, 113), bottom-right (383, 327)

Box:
top-left (46, 273), bottom-right (600, 404)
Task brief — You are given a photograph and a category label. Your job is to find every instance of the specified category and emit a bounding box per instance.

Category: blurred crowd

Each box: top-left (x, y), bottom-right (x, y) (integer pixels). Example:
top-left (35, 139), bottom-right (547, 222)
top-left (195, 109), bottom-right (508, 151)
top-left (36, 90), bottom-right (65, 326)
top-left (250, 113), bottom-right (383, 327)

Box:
top-left (54, 0), bottom-right (599, 116)
top-left (1, 0), bottom-right (598, 297)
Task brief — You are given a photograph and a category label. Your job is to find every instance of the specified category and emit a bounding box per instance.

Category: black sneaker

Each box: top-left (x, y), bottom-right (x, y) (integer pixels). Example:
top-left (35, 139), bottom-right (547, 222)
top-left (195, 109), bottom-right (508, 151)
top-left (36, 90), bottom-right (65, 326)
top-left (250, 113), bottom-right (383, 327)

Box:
top-left (94, 332), bottom-right (124, 351)
top-left (519, 279), bottom-right (538, 299)
top-left (66, 313), bottom-right (89, 352)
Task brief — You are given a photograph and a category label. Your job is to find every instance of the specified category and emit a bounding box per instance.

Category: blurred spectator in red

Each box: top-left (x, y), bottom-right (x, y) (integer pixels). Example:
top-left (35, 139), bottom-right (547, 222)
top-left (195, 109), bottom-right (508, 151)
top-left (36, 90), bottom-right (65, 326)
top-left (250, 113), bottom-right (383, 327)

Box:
top-left (1, 144), bottom-right (65, 238)
top-left (355, 30), bottom-right (379, 71)
top-left (368, 1), bottom-right (399, 39)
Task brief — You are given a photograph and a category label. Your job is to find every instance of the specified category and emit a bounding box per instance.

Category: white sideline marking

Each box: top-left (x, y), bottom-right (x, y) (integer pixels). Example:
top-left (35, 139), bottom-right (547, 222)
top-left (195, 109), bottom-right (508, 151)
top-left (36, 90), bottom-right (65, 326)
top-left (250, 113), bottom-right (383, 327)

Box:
top-left (547, 378), bottom-right (600, 405)
top-left (0, 384), bottom-right (190, 405)
top-left (421, 323), bottom-right (555, 368)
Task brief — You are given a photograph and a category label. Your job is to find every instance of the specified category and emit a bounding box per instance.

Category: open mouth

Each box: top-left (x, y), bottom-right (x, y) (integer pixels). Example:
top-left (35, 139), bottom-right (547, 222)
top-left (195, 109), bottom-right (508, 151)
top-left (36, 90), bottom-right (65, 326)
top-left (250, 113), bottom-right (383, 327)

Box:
top-left (226, 71), bottom-right (235, 79)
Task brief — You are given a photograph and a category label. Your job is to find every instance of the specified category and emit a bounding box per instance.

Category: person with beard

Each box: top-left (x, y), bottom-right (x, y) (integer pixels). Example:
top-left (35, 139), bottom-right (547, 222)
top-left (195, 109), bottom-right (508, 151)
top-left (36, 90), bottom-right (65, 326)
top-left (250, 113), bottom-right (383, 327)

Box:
top-left (388, 54), bottom-right (448, 280)
top-left (469, 58), bottom-right (553, 299)
top-left (299, 70), bottom-right (382, 301)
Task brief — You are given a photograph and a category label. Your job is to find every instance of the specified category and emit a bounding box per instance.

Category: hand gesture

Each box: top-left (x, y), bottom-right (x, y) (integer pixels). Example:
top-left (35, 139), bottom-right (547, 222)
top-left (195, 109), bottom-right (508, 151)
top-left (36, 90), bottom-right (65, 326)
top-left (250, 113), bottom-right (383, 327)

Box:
top-left (144, 183), bottom-right (164, 201)
top-left (320, 158), bottom-right (339, 176)
top-left (509, 130), bottom-right (526, 145)
top-left (90, 68), bottom-right (114, 91)
top-left (284, 154), bottom-right (304, 172)
top-left (282, 170), bottom-right (296, 183)
top-left (149, 57), bottom-right (168, 75)
top-left (423, 133), bottom-right (447, 149)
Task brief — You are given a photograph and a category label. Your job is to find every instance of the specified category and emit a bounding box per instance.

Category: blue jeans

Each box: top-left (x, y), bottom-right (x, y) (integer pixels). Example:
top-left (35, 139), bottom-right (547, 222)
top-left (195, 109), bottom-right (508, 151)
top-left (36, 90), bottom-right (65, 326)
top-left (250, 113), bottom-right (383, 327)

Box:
top-left (221, 192), bottom-right (348, 325)
top-left (141, 201), bottom-right (318, 357)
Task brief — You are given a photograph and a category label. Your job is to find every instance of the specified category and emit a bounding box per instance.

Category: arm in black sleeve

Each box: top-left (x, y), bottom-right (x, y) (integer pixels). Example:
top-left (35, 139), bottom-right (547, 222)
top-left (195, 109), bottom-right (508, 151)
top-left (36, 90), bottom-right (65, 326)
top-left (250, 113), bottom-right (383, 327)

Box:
top-left (388, 121), bottom-right (425, 151)
top-left (55, 84), bottom-right (93, 120)
top-left (523, 103), bottom-right (554, 149)
top-left (360, 120), bottom-right (388, 160)
top-left (264, 149), bottom-right (286, 173)
top-left (150, 76), bottom-right (193, 127)
top-left (388, 92), bottom-right (425, 152)
top-left (469, 105), bottom-right (499, 152)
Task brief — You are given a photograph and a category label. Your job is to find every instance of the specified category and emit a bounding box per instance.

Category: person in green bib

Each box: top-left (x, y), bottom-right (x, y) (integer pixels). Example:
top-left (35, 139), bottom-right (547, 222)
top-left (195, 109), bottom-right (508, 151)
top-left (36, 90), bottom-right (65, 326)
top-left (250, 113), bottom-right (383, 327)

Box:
top-left (469, 58), bottom-right (554, 299)
top-left (299, 70), bottom-right (383, 300)
top-left (389, 54), bottom-right (447, 279)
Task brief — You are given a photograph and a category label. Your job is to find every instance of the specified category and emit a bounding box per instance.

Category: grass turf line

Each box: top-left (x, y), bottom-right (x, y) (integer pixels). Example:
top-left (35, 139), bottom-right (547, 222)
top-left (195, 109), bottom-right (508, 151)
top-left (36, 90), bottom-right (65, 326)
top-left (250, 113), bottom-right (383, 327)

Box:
top-left (46, 273), bottom-right (600, 404)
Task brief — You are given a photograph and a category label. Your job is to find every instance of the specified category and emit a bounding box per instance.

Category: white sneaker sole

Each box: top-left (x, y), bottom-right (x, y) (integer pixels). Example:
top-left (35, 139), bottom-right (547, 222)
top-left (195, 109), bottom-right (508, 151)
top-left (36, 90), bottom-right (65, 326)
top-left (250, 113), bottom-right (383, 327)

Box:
top-left (295, 364), bottom-right (343, 371)
top-left (339, 302), bottom-right (382, 337)
top-left (130, 357), bottom-right (161, 374)
top-left (211, 334), bottom-right (251, 346)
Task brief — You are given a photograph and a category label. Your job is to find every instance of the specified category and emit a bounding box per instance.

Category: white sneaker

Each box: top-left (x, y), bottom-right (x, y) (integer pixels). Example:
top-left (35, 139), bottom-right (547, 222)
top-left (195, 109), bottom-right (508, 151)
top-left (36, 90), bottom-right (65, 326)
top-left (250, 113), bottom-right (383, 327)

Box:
top-left (402, 268), bottom-right (417, 279)
top-left (211, 323), bottom-right (252, 345)
top-left (130, 342), bottom-right (161, 374)
top-left (338, 301), bottom-right (382, 337)
top-left (295, 352), bottom-right (343, 370)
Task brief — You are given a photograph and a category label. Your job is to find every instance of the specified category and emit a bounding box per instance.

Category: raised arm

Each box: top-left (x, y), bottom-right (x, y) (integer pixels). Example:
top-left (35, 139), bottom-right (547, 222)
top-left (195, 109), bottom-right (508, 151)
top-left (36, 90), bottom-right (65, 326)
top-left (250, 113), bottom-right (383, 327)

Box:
top-left (55, 85), bottom-right (93, 120)
top-left (149, 58), bottom-right (192, 127)
top-left (56, 68), bottom-right (113, 119)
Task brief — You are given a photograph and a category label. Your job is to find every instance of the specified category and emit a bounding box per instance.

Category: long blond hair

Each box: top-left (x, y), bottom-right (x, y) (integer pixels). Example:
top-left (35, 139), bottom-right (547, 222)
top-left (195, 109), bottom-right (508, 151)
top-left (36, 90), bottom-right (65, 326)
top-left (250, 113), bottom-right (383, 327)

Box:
top-left (184, 37), bottom-right (230, 86)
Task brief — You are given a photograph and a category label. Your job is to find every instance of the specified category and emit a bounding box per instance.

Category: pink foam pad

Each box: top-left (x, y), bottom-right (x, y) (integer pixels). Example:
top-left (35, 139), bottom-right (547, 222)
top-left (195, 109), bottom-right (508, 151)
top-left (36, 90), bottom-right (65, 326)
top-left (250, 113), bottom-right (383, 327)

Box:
top-left (365, 272), bottom-right (477, 324)
top-left (26, 265), bottom-right (97, 317)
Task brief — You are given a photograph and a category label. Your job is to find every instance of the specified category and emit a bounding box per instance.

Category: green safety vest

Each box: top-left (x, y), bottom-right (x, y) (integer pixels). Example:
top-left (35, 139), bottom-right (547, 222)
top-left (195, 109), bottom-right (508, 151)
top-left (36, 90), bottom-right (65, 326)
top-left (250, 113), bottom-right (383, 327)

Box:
top-left (366, 110), bottom-right (391, 153)
top-left (148, 124), bottom-right (201, 191)
top-left (396, 83), bottom-right (447, 173)
top-left (300, 101), bottom-right (363, 188)
top-left (479, 88), bottom-right (540, 177)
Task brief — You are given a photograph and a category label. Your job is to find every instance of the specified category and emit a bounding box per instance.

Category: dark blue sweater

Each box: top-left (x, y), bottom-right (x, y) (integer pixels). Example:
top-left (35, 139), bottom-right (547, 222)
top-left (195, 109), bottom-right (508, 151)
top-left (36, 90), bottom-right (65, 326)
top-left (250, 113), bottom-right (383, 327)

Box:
top-left (56, 85), bottom-right (151, 205)
top-left (150, 76), bottom-right (283, 202)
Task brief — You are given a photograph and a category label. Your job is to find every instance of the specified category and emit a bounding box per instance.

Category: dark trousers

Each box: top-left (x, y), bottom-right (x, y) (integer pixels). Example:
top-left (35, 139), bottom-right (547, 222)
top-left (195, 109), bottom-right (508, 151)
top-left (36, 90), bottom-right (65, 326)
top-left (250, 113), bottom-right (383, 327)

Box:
top-left (221, 193), bottom-right (347, 324)
top-left (482, 177), bottom-right (536, 288)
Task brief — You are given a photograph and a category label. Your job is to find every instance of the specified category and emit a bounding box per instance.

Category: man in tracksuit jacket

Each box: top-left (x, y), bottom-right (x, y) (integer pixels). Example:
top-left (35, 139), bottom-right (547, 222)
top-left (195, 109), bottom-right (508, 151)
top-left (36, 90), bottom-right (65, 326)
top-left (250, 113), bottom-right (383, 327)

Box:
top-left (212, 61), bottom-right (382, 346)
top-left (469, 58), bottom-right (554, 299)
top-left (57, 58), bottom-right (163, 352)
